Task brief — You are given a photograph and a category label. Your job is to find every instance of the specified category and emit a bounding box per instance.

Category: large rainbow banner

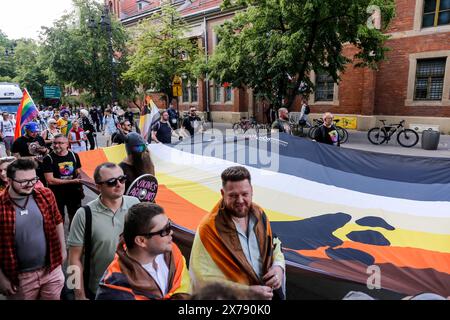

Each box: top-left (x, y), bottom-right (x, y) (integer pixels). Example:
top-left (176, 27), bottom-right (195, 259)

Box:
top-left (78, 133), bottom-right (450, 298)
top-left (14, 89), bottom-right (39, 139)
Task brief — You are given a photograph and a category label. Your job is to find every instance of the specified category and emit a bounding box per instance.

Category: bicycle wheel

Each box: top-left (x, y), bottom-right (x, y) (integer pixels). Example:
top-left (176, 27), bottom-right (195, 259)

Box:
top-left (232, 123), bottom-right (244, 135)
top-left (308, 126), bottom-right (318, 139)
top-left (368, 127), bottom-right (387, 145)
top-left (397, 129), bottom-right (419, 147)
top-left (336, 126), bottom-right (348, 144)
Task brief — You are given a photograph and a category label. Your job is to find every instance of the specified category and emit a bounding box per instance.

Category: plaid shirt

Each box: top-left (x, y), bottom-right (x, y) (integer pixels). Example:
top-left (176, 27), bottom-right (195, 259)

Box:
top-left (0, 187), bottom-right (63, 285)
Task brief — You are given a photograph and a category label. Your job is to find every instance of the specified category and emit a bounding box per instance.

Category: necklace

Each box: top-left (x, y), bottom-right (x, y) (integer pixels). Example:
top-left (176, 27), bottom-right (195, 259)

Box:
top-left (9, 195), bottom-right (31, 216)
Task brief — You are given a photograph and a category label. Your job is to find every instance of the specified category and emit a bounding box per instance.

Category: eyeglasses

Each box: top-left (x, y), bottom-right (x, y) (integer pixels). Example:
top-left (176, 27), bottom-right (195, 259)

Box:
top-left (12, 177), bottom-right (40, 187)
top-left (53, 141), bottom-right (67, 145)
top-left (139, 220), bottom-right (173, 238)
top-left (130, 144), bottom-right (147, 153)
top-left (97, 175), bottom-right (127, 187)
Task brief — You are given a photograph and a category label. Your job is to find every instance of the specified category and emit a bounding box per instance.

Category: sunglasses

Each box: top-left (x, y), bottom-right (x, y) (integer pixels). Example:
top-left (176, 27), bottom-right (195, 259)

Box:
top-left (98, 175), bottom-right (127, 187)
top-left (139, 220), bottom-right (173, 238)
top-left (13, 177), bottom-right (40, 187)
top-left (130, 144), bottom-right (147, 153)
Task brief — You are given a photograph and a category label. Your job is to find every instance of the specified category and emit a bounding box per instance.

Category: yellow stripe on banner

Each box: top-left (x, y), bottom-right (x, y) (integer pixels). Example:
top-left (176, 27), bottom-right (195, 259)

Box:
top-left (333, 224), bottom-right (450, 254)
top-left (103, 144), bottom-right (127, 164)
top-left (157, 171), bottom-right (299, 222)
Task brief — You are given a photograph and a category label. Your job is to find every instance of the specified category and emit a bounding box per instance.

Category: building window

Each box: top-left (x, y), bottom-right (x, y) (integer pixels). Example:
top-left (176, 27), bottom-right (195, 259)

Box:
top-left (225, 86), bottom-right (232, 102)
top-left (422, 0), bottom-right (450, 28)
top-left (214, 84), bottom-right (222, 102)
top-left (191, 85), bottom-right (198, 103)
top-left (182, 82), bottom-right (189, 103)
top-left (414, 58), bottom-right (447, 100)
top-left (314, 72), bottom-right (335, 101)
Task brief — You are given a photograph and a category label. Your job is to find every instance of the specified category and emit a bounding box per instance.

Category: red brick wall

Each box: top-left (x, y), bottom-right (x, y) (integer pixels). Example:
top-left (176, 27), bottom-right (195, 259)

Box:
top-left (386, 0), bottom-right (416, 33)
top-left (374, 33), bottom-right (450, 117)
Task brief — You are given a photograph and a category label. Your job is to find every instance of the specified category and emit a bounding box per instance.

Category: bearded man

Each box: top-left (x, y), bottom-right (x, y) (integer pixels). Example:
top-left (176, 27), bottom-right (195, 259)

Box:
top-left (189, 166), bottom-right (286, 300)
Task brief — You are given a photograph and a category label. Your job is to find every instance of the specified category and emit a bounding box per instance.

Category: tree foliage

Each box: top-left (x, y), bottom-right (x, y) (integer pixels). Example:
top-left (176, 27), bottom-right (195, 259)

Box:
top-left (209, 0), bottom-right (396, 109)
top-left (124, 4), bottom-right (205, 106)
top-left (41, 0), bottom-right (133, 106)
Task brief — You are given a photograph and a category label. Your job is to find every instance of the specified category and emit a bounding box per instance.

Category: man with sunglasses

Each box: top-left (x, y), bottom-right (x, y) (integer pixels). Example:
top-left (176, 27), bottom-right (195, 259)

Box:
top-left (68, 162), bottom-right (140, 300)
top-left (111, 119), bottom-right (132, 145)
top-left (96, 202), bottom-right (191, 300)
top-left (0, 159), bottom-right (66, 300)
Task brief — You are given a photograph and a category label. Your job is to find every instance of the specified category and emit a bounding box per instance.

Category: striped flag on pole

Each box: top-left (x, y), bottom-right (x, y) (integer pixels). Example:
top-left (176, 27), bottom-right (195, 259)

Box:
top-left (139, 96), bottom-right (160, 142)
top-left (14, 88), bottom-right (39, 139)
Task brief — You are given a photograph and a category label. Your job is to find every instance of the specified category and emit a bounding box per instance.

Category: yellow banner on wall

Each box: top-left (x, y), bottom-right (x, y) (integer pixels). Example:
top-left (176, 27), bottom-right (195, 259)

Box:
top-left (334, 116), bottom-right (357, 129)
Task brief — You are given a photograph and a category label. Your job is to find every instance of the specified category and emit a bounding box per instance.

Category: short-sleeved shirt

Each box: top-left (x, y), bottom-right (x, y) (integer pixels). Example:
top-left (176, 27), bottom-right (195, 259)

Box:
top-left (1, 120), bottom-right (15, 137)
top-left (152, 121), bottom-right (172, 144)
top-left (11, 135), bottom-right (47, 158)
top-left (41, 151), bottom-right (81, 196)
top-left (67, 195), bottom-right (140, 294)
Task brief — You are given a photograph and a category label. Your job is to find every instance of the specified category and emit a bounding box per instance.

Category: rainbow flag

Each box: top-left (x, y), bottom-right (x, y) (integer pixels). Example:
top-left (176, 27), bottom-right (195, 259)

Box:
top-left (14, 89), bottom-right (39, 139)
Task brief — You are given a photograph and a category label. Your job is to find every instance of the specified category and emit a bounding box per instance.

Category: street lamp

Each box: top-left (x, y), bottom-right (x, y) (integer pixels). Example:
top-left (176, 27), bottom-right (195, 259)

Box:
top-left (88, 5), bottom-right (117, 108)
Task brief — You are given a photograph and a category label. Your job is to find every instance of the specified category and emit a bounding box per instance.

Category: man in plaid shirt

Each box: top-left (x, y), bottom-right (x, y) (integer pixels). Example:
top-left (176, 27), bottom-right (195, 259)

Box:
top-left (0, 159), bottom-right (66, 300)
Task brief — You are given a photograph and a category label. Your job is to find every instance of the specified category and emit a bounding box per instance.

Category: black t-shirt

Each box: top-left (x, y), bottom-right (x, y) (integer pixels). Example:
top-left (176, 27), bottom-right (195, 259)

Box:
top-left (42, 151), bottom-right (82, 195)
top-left (314, 125), bottom-right (340, 146)
top-left (11, 135), bottom-right (47, 158)
top-left (112, 131), bottom-right (127, 145)
top-left (152, 121), bottom-right (172, 144)
top-left (182, 115), bottom-right (201, 136)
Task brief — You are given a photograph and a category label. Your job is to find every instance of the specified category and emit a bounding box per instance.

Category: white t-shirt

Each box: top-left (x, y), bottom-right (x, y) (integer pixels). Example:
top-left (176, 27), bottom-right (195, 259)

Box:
top-left (0, 119), bottom-right (16, 137)
top-left (141, 254), bottom-right (169, 295)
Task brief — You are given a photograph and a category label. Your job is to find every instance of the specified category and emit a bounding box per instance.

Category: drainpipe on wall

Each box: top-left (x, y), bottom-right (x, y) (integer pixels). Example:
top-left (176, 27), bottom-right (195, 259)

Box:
top-left (203, 16), bottom-right (212, 128)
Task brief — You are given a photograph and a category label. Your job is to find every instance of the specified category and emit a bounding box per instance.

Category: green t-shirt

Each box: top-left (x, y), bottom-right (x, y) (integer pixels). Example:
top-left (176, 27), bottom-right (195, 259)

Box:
top-left (67, 195), bottom-right (140, 294)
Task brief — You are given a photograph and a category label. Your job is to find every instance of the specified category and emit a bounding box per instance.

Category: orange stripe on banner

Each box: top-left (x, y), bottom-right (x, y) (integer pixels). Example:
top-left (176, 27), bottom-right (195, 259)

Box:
top-left (294, 242), bottom-right (450, 275)
top-left (340, 241), bottom-right (450, 275)
top-left (156, 185), bottom-right (209, 231)
top-left (78, 149), bottom-right (108, 179)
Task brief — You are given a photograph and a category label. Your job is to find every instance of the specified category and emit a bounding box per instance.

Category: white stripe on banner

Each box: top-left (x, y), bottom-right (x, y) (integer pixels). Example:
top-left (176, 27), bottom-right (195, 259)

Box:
top-left (149, 143), bottom-right (450, 219)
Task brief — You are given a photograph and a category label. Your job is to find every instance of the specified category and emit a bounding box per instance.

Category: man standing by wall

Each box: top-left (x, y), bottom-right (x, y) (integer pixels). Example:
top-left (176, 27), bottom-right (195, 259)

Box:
top-left (0, 159), bottom-right (65, 300)
top-left (67, 162), bottom-right (140, 300)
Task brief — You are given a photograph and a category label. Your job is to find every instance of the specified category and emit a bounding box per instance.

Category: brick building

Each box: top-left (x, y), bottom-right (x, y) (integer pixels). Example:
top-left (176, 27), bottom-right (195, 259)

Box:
top-left (107, 0), bottom-right (450, 131)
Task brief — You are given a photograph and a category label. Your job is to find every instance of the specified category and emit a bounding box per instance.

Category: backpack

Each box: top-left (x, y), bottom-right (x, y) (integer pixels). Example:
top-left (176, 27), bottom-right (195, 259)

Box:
top-left (303, 104), bottom-right (310, 115)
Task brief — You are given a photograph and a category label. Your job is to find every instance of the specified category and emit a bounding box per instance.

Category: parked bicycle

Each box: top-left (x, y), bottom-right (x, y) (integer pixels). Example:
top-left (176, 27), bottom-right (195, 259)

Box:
top-left (308, 118), bottom-right (349, 144)
top-left (233, 116), bottom-right (260, 134)
top-left (367, 119), bottom-right (419, 147)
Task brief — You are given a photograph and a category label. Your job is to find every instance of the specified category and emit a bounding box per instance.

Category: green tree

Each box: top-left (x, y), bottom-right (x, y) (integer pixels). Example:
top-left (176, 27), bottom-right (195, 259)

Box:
top-left (12, 39), bottom-right (49, 102)
top-left (41, 0), bottom-right (132, 107)
top-left (209, 0), bottom-right (396, 109)
top-left (0, 30), bottom-right (16, 82)
top-left (124, 4), bottom-right (205, 107)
